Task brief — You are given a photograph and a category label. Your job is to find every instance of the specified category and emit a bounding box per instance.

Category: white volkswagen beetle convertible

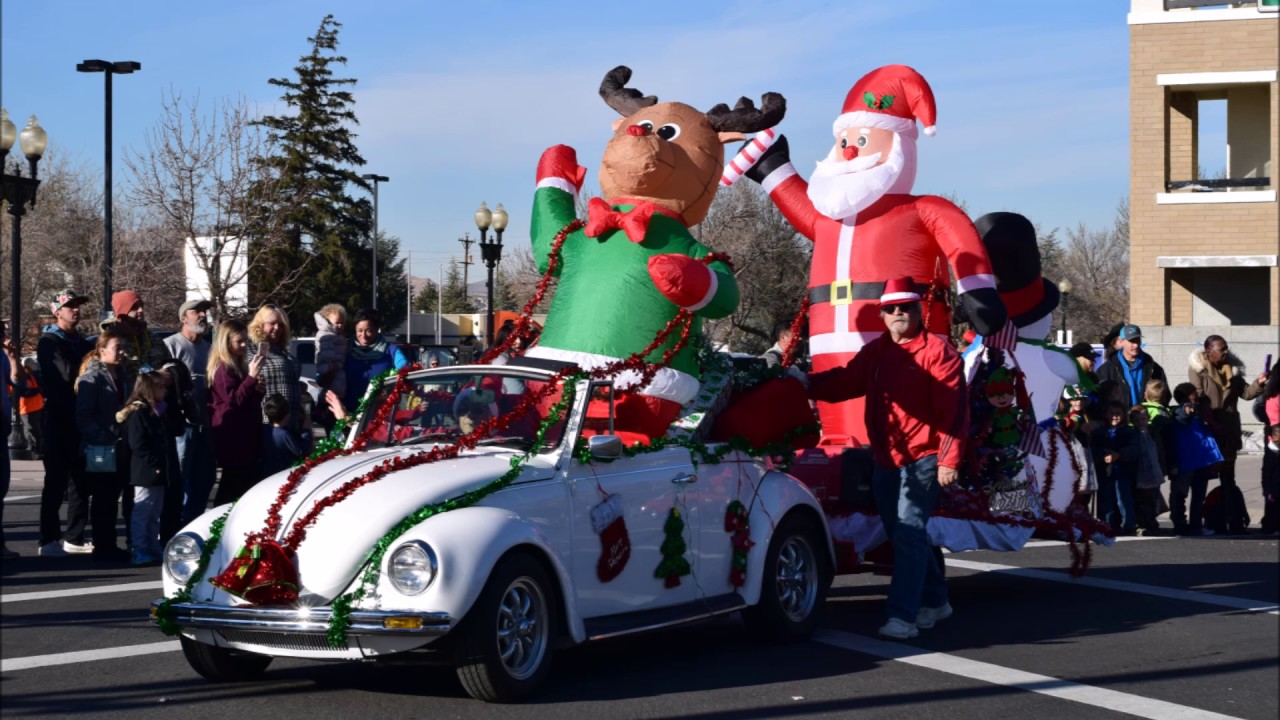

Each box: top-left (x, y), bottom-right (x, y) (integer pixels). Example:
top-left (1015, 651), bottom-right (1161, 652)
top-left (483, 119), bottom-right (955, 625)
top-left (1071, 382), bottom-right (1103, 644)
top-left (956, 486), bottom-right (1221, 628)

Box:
top-left (153, 364), bottom-right (834, 702)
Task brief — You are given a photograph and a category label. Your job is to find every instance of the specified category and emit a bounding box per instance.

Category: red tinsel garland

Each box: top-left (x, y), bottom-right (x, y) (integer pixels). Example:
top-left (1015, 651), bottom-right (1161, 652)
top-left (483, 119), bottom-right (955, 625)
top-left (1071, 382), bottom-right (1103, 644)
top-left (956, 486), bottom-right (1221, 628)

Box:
top-left (781, 296), bottom-right (810, 369)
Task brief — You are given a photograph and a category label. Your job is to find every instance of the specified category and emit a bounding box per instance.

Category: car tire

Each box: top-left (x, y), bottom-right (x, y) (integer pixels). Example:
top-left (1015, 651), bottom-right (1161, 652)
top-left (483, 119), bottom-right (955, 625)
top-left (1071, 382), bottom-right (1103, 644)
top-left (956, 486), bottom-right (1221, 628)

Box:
top-left (454, 552), bottom-right (558, 703)
top-left (743, 514), bottom-right (828, 642)
top-left (179, 635), bottom-right (272, 681)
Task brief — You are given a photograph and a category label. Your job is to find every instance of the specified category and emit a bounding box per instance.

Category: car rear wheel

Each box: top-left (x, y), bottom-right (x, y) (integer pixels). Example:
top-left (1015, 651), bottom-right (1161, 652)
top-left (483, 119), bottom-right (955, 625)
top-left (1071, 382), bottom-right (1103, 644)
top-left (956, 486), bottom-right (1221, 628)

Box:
top-left (744, 515), bottom-right (828, 642)
top-left (179, 635), bottom-right (273, 681)
top-left (454, 552), bottom-right (557, 703)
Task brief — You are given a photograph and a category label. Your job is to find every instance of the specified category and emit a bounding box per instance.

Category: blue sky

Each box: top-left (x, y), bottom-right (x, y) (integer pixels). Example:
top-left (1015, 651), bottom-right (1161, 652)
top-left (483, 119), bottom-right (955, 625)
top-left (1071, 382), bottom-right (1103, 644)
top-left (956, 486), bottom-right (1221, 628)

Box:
top-left (3, 0), bottom-right (1145, 281)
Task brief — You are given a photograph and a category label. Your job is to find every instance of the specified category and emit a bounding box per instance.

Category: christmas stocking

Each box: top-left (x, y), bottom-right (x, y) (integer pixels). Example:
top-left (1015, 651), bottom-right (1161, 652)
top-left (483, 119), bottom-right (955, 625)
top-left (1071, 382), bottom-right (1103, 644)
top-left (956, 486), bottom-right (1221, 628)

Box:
top-left (591, 493), bottom-right (631, 583)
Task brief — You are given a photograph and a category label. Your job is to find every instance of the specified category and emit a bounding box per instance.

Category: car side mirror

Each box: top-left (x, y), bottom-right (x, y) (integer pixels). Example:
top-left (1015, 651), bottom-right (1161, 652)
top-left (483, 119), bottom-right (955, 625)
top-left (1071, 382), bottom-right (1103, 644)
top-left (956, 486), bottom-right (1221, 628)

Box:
top-left (588, 434), bottom-right (623, 460)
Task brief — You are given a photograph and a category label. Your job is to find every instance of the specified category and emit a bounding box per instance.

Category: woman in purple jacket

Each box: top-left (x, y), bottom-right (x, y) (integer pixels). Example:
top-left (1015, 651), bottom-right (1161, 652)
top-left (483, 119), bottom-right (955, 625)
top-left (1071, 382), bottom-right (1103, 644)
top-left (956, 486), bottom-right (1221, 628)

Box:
top-left (207, 319), bottom-right (266, 505)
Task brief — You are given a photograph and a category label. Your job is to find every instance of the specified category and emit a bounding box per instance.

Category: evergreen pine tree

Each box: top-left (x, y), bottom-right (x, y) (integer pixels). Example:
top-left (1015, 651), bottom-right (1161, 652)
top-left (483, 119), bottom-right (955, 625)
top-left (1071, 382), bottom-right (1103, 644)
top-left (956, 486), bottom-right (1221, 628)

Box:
top-left (247, 14), bottom-right (373, 330)
top-left (441, 259), bottom-right (475, 313)
top-left (412, 279), bottom-right (440, 313)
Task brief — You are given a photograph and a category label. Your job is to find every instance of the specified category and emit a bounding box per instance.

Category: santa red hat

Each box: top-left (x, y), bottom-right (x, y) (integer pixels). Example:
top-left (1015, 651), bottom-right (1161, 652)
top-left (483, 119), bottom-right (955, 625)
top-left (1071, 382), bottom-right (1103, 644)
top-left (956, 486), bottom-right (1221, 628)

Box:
top-left (834, 65), bottom-right (937, 138)
top-left (879, 277), bottom-right (922, 306)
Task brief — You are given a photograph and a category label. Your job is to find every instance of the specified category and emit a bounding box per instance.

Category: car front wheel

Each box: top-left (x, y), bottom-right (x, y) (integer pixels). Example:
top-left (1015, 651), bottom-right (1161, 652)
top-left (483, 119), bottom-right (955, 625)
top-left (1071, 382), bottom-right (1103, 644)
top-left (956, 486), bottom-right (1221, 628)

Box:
top-left (744, 515), bottom-right (828, 642)
top-left (454, 552), bottom-right (558, 703)
top-left (179, 635), bottom-right (273, 681)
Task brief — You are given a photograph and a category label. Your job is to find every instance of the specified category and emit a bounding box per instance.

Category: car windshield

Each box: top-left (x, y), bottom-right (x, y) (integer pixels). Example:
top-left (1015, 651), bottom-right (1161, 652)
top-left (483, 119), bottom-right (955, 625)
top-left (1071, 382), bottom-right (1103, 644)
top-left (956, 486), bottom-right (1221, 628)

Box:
top-left (356, 370), bottom-right (570, 452)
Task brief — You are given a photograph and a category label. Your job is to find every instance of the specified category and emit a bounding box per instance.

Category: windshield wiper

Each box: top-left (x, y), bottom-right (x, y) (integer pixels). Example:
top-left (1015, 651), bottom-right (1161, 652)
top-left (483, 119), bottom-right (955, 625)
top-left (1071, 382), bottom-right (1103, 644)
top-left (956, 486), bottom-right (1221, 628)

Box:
top-left (475, 436), bottom-right (537, 450)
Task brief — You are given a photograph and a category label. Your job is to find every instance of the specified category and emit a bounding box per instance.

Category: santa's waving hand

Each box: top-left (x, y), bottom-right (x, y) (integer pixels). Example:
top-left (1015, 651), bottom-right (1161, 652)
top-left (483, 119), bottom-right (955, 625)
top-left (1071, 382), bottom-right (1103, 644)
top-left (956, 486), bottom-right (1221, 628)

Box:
top-left (742, 64), bottom-right (1007, 444)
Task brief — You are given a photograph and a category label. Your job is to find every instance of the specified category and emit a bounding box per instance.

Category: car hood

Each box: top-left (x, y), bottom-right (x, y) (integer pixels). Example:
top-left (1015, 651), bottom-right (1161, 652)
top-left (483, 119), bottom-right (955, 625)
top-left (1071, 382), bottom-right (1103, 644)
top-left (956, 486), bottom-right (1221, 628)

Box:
top-left (215, 446), bottom-right (557, 602)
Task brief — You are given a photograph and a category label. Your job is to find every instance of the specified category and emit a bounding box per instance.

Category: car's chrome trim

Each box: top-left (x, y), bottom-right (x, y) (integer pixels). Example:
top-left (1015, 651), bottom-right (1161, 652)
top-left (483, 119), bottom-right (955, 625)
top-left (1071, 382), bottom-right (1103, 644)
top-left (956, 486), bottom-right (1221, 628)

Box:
top-left (151, 600), bottom-right (453, 635)
top-left (585, 595), bottom-right (747, 641)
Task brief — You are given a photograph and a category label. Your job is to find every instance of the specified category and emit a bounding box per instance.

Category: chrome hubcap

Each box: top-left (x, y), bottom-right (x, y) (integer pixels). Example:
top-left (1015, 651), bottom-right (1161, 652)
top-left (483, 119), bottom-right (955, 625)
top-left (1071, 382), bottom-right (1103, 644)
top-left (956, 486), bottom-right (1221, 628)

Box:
top-left (775, 535), bottom-right (818, 623)
top-left (495, 577), bottom-right (548, 679)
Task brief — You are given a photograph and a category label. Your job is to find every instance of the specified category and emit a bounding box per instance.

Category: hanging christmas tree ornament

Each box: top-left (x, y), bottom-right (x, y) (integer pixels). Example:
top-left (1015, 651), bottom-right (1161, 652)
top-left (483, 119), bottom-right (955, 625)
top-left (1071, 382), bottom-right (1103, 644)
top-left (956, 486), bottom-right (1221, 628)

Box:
top-left (653, 507), bottom-right (692, 588)
top-left (591, 493), bottom-right (631, 582)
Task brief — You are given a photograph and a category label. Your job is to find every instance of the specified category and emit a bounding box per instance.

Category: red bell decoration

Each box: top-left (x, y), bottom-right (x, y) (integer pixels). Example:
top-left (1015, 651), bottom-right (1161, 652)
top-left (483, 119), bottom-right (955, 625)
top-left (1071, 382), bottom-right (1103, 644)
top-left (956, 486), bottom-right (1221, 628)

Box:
top-left (209, 541), bottom-right (300, 606)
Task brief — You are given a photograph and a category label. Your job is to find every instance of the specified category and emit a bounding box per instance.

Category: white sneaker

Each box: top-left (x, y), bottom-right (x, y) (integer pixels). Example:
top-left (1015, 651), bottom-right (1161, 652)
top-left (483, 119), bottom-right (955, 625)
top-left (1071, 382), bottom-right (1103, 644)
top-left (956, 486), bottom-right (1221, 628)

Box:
top-left (878, 618), bottom-right (919, 639)
top-left (37, 541), bottom-right (69, 557)
top-left (62, 541), bottom-right (94, 555)
top-left (916, 603), bottom-right (954, 629)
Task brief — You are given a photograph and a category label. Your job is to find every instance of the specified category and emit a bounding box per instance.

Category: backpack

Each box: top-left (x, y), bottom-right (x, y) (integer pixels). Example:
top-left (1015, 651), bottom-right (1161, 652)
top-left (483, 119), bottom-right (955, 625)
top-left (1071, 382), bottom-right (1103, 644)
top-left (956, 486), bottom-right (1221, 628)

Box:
top-left (1252, 395), bottom-right (1269, 425)
top-left (1203, 485), bottom-right (1250, 534)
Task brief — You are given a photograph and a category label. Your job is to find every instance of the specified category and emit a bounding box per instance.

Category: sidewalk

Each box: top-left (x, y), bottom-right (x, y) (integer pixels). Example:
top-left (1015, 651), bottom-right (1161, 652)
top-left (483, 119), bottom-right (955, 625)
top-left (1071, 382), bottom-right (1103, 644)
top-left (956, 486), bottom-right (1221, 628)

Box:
top-left (6, 455), bottom-right (1273, 524)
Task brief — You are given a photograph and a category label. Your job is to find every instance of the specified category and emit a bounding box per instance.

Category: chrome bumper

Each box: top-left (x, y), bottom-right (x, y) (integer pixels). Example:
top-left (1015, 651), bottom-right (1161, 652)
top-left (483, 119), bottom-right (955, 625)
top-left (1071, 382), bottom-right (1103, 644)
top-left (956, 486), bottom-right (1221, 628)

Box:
top-left (151, 600), bottom-right (453, 636)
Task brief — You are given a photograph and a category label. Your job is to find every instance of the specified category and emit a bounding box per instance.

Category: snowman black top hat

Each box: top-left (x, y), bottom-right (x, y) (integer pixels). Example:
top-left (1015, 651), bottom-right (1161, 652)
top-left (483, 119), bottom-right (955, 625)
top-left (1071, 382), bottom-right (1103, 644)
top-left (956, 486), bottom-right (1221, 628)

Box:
top-left (974, 211), bottom-right (1059, 328)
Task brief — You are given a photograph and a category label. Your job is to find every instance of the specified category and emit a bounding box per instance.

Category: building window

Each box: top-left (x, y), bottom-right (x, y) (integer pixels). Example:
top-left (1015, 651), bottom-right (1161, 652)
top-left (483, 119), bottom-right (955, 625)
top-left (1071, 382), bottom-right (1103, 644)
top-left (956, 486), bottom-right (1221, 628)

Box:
top-left (1184, 267), bottom-right (1271, 325)
top-left (1161, 74), bottom-right (1273, 196)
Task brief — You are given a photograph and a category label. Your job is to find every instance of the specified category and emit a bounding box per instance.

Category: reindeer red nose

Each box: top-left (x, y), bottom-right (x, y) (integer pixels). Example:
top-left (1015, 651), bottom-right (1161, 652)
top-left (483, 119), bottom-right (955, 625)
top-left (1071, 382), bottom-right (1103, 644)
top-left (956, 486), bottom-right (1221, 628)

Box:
top-left (626, 124), bottom-right (649, 137)
top-left (842, 145), bottom-right (859, 161)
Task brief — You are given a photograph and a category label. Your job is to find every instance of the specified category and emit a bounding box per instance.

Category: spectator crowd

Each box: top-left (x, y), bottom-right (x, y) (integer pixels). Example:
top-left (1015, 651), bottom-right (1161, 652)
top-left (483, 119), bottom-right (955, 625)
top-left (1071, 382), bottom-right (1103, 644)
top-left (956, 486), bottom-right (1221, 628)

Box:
top-left (1, 289), bottom-right (407, 564)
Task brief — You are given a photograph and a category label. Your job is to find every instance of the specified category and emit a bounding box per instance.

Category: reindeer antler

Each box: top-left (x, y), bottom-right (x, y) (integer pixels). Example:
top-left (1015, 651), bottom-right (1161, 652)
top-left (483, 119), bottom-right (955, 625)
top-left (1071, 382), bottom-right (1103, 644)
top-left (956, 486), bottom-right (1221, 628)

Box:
top-left (599, 66), bottom-right (659, 117)
top-left (706, 92), bottom-right (786, 133)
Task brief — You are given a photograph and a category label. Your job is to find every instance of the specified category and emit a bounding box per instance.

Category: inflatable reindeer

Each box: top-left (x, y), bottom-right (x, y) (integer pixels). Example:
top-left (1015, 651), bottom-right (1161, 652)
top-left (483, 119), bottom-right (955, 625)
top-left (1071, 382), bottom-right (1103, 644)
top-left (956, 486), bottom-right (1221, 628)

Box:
top-left (524, 66), bottom-right (784, 438)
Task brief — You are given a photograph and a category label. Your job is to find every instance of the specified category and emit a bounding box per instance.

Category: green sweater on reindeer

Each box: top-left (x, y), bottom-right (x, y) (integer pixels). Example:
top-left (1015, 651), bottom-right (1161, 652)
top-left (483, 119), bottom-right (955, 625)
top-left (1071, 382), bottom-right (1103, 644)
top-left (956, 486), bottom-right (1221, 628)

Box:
top-left (528, 185), bottom-right (738, 392)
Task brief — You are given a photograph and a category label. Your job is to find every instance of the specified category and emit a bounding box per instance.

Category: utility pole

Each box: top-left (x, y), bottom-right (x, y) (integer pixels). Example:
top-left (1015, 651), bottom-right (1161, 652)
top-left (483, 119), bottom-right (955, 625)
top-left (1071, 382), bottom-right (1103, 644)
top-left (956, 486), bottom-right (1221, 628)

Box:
top-left (458, 232), bottom-right (474, 305)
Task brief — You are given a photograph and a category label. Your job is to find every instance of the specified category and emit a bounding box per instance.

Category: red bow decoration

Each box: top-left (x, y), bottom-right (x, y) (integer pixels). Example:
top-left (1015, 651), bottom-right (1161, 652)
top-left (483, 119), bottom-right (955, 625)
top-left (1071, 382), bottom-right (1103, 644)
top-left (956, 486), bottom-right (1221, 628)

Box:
top-left (210, 540), bottom-right (300, 606)
top-left (584, 197), bottom-right (683, 243)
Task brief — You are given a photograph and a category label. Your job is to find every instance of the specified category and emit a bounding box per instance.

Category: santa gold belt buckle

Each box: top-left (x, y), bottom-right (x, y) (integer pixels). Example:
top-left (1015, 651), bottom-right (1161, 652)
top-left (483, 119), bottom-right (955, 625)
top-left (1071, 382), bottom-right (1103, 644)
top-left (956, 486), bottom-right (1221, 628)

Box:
top-left (829, 279), bottom-right (853, 306)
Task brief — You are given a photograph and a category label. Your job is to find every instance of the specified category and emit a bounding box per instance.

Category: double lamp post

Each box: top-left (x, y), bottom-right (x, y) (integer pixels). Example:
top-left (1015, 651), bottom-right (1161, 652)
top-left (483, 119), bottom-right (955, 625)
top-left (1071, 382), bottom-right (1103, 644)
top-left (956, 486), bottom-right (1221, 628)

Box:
top-left (1, 109), bottom-right (49, 460)
top-left (473, 201), bottom-right (508, 346)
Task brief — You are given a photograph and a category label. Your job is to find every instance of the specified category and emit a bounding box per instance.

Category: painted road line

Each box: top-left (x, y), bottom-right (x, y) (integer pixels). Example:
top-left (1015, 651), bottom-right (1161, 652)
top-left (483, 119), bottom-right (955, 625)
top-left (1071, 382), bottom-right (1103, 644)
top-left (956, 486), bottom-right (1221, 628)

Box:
top-left (816, 629), bottom-right (1245, 720)
top-left (2, 495), bottom-right (38, 503)
top-left (1, 641), bottom-right (180, 672)
top-left (1, 580), bottom-right (163, 604)
top-left (946, 558), bottom-right (1280, 615)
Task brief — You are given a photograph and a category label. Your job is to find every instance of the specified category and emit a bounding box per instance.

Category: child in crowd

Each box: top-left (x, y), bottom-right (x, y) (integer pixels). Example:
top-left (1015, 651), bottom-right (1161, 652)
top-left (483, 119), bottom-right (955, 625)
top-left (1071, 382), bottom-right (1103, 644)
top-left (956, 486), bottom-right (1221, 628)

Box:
top-left (1170, 382), bottom-right (1223, 535)
top-left (1090, 401), bottom-right (1139, 535)
top-left (1129, 406), bottom-right (1165, 535)
top-left (118, 371), bottom-right (181, 565)
top-left (260, 393), bottom-right (309, 478)
top-left (1262, 423), bottom-right (1278, 534)
top-left (314, 304), bottom-right (348, 402)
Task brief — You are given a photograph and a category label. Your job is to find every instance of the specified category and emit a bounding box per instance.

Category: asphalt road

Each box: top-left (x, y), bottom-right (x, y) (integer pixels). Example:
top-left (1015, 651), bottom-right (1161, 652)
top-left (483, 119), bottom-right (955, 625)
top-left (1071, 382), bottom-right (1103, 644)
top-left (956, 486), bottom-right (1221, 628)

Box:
top-left (3, 458), bottom-right (1277, 720)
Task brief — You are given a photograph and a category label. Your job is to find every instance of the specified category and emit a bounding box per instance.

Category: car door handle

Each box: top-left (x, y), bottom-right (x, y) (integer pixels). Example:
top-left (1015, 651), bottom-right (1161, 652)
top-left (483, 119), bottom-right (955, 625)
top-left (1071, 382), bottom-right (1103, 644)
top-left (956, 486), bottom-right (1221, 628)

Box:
top-left (671, 473), bottom-right (697, 485)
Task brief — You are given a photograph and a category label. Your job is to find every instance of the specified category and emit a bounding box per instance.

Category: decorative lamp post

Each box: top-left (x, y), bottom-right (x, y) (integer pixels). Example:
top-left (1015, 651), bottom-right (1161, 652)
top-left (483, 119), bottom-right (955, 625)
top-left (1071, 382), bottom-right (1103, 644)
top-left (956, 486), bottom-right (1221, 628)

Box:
top-left (1057, 278), bottom-right (1073, 344)
top-left (77, 59), bottom-right (141, 319)
top-left (474, 201), bottom-right (507, 346)
top-left (2, 110), bottom-right (49, 460)
top-left (361, 173), bottom-right (390, 310)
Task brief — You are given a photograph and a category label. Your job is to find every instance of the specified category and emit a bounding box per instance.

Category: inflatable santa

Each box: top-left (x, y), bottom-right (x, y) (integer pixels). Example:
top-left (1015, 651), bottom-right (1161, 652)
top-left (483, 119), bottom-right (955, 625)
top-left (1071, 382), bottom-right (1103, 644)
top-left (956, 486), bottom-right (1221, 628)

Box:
top-left (744, 64), bottom-right (1006, 443)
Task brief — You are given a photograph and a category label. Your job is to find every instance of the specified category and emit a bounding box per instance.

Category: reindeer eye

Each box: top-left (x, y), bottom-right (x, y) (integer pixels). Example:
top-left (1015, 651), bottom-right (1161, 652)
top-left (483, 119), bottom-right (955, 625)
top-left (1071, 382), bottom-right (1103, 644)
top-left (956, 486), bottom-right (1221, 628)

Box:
top-left (656, 123), bottom-right (681, 141)
top-left (637, 121), bottom-right (654, 132)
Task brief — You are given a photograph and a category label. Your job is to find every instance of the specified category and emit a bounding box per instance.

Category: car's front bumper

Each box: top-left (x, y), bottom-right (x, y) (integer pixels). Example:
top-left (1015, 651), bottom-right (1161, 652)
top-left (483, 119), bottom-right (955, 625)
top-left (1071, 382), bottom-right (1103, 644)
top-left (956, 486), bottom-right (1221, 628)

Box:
top-left (151, 599), bottom-right (453, 636)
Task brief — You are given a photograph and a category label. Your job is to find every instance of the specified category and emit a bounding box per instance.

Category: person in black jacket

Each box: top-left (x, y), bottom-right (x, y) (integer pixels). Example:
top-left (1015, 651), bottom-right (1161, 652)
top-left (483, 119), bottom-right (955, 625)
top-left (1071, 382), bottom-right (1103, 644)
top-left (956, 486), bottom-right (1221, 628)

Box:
top-left (36, 290), bottom-right (95, 556)
top-left (1096, 324), bottom-right (1169, 410)
top-left (117, 371), bottom-right (181, 565)
top-left (1091, 401), bottom-right (1140, 535)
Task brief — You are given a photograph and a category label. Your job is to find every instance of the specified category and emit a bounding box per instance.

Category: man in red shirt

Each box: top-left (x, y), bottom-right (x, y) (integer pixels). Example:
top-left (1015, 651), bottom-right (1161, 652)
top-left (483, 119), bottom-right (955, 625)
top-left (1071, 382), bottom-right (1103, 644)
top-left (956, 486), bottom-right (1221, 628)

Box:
top-left (808, 277), bottom-right (967, 639)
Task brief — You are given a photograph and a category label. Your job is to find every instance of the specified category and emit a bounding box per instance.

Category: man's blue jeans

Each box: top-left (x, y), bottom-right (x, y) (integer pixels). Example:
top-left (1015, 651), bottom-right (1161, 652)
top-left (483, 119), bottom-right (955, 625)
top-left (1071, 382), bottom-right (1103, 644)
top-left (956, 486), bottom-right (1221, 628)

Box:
top-left (873, 455), bottom-right (949, 623)
top-left (176, 425), bottom-right (217, 525)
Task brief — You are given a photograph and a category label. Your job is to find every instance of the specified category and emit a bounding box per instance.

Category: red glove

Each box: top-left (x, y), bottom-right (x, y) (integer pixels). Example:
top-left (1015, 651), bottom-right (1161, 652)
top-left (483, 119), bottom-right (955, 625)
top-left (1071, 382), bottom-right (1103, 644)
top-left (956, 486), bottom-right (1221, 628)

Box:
top-left (648, 254), bottom-right (716, 310)
top-left (536, 145), bottom-right (587, 193)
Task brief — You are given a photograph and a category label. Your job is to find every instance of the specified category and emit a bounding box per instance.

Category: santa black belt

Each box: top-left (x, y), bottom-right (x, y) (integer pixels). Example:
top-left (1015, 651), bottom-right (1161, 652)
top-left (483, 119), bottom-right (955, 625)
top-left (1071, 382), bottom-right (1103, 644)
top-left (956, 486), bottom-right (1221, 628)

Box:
top-left (808, 280), bottom-right (940, 306)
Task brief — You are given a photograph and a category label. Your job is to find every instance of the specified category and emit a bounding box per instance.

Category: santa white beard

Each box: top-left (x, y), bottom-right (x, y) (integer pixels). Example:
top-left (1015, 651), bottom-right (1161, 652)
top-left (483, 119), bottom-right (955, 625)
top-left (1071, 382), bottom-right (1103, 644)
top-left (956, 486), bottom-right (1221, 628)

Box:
top-left (806, 131), bottom-right (915, 220)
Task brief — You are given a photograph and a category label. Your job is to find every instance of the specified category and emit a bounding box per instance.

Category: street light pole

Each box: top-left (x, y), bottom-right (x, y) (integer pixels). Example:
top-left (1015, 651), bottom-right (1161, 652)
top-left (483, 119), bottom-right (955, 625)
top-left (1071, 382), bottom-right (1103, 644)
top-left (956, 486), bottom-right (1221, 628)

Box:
top-left (77, 60), bottom-right (140, 319)
top-left (361, 173), bottom-right (389, 310)
top-left (1057, 278), bottom-right (1074, 345)
top-left (474, 202), bottom-right (508, 346)
top-left (1, 110), bottom-right (49, 460)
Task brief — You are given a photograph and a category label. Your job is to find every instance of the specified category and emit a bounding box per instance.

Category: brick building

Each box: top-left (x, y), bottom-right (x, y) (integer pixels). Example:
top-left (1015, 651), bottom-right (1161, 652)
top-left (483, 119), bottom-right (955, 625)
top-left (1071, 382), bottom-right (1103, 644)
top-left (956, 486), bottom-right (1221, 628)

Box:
top-left (1128, 0), bottom-right (1278, 425)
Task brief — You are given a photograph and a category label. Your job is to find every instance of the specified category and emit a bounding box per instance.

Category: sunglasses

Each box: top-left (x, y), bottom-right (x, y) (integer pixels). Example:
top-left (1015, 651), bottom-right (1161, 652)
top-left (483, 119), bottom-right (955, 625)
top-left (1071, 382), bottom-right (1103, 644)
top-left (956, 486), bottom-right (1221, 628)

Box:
top-left (881, 302), bottom-right (919, 315)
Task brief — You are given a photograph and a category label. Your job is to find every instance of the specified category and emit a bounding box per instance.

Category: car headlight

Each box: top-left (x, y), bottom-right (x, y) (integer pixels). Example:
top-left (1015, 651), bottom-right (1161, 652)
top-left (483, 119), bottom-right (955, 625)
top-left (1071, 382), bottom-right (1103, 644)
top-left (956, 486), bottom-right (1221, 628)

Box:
top-left (387, 541), bottom-right (437, 596)
top-left (164, 533), bottom-right (204, 583)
